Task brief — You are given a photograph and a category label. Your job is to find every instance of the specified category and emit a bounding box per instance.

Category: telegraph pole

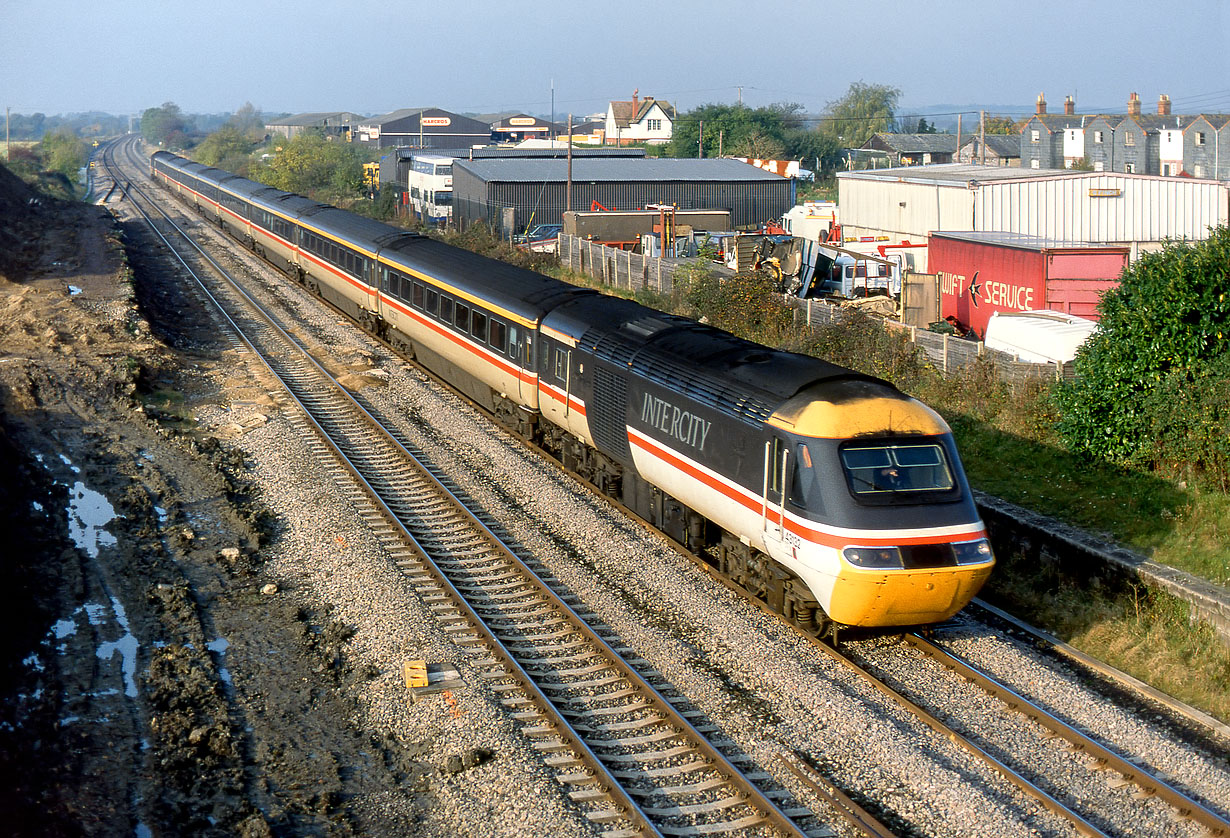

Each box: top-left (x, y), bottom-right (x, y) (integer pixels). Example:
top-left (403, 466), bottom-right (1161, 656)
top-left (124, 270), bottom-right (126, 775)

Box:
top-left (956, 114), bottom-right (962, 163)
top-left (5, 107), bottom-right (10, 161)
top-left (566, 113), bottom-right (573, 212)
top-left (698, 121), bottom-right (704, 158)
top-left (979, 110), bottom-right (986, 165)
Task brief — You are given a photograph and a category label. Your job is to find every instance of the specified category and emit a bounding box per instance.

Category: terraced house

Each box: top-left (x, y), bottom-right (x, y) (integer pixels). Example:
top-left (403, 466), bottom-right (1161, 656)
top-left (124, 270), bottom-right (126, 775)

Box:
top-left (1020, 92), bottom-right (1230, 178)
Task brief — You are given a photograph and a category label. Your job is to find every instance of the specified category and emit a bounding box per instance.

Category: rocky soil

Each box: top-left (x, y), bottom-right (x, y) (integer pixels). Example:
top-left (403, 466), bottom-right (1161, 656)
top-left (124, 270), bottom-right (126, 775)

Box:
top-left (0, 163), bottom-right (441, 836)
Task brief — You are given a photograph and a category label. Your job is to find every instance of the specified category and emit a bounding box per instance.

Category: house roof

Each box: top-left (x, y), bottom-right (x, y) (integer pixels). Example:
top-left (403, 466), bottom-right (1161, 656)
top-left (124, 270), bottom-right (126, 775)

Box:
top-left (609, 97), bottom-right (676, 129)
top-left (454, 157), bottom-right (783, 184)
top-left (865, 133), bottom-right (959, 153)
top-left (960, 134), bottom-right (1020, 157)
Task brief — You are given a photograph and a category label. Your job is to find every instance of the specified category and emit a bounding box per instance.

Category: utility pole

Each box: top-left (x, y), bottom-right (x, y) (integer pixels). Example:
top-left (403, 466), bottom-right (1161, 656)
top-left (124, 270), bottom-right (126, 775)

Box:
top-left (956, 114), bottom-right (962, 164)
top-left (550, 79), bottom-right (555, 147)
top-left (979, 110), bottom-right (986, 165)
top-left (566, 113), bottom-right (573, 212)
top-left (738, 87), bottom-right (743, 108)
top-left (718, 130), bottom-right (723, 158)
top-left (5, 107), bottom-right (9, 161)
top-left (698, 121), bottom-right (704, 158)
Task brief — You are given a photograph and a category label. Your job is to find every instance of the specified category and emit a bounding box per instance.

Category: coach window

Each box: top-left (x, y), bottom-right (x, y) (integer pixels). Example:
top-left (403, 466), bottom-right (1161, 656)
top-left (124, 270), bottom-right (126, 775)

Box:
top-left (471, 310), bottom-right (487, 341)
top-left (439, 296), bottom-right (454, 324)
top-left (455, 303), bottom-right (470, 333)
top-left (424, 288), bottom-right (438, 315)
top-left (380, 269), bottom-right (390, 293)
top-left (412, 281), bottom-right (424, 309)
top-left (489, 320), bottom-right (507, 355)
top-left (506, 324), bottom-right (519, 362)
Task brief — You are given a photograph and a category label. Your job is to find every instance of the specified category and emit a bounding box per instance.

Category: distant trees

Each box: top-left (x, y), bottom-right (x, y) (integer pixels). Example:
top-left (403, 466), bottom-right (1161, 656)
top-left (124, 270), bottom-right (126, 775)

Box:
top-left (140, 102), bottom-right (190, 148)
top-left (664, 102), bottom-right (840, 172)
top-left (1056, 227), bottom-right (1230, 487)
top-left (983, 115), bottom-right (1019, 134)
top-left (817, 82), bottom-right (901, 148)
top-left (194, 103), bottom-right (268, 174)
top-left (251, 132), bottom-right (365, 200)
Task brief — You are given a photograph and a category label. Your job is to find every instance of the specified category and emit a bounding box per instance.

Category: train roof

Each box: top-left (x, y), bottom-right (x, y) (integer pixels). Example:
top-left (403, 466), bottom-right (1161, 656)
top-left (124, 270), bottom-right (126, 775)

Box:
top-left (380, 237), bottom-right (597, 323)
top-left (549, 294), bottom-right (881, 426)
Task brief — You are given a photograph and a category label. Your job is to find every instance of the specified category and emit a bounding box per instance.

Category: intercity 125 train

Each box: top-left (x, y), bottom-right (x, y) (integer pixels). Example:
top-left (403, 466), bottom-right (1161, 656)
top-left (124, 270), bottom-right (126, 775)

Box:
top-left (151, 150), bottom-right (994, 634)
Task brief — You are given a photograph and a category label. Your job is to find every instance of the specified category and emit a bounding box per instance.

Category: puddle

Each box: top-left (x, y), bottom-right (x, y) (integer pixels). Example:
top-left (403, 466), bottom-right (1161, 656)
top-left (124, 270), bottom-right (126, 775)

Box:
top-left (67, 481), bottom-right (117, 559)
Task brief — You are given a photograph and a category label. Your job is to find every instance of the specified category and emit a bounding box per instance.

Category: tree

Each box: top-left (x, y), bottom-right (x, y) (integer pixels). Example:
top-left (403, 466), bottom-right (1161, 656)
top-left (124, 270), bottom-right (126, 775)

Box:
top-left (252, 132), bottom-right (364, 200)
top-left (817, 82), bottom-right (901, 148)
top-left (228, 102), bottom-right (267, 141)
top-left (983, 115), bottom-right (1018, 134)
top-left (1055, 227), bottom-right (1230, 482)
top-left (194, 124), bottom-right (255, 173)
top-left (140, 102), bottom-right (189, 147)
top-left (39, 129), bottom-right (87, 180)
top-left (915, 117), bottom-right (937, 134)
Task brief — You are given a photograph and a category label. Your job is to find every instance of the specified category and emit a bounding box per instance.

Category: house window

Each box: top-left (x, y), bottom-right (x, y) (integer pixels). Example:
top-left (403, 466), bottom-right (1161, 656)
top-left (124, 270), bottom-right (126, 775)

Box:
top-left (1094, 161), bottom-right (1104, 172)
top-left (1094, 131), bottom-right (1104, 143)
top-left (1124, 132), bottom-right (1135, 146)
top-left (647, 118), bottom-right (662, 131)
top-left (1030, 159), bottom-right (1040, 169)
top-left (1030, 130), bottom-right (1040, 144)
top-left (1125, 162), bottom-right (1136, 173)
top-left (1196, 132), bottom-right (1206, 145)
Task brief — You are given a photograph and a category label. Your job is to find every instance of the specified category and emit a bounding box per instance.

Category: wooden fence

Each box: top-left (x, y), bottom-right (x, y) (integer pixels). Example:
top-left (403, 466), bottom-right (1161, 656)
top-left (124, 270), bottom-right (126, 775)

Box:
top-left (560, 234), bottom-right (1074, 385)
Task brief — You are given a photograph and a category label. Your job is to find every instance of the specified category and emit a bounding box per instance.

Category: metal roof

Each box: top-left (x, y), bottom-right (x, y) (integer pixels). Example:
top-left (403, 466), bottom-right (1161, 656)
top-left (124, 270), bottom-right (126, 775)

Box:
top-left (930, 230), bottom-right (1130, 251)
top-left (454, 157), bottom-right (786, 183)
top-left (838, 163), bottom-right (1074, 186)
top-left (266, 111), bottom-right (363, 127)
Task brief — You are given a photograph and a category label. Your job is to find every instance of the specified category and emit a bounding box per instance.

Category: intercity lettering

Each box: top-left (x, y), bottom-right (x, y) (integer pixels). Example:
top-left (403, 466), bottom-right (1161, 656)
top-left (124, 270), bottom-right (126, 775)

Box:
top-left (641, 393), bottom-right (712, 451)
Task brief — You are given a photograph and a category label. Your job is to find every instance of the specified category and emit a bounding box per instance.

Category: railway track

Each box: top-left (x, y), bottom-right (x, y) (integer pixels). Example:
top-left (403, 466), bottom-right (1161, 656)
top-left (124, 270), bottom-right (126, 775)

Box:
top-left (104, 136), bottom-right (1230, 837)
top-left (103, 136), bottom-right (863, 837)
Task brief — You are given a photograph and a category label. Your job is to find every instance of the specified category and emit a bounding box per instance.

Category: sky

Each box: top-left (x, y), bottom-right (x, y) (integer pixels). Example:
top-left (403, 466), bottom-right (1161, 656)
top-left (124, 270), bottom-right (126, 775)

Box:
top-left (3, 0), bottom-right (1229, 122)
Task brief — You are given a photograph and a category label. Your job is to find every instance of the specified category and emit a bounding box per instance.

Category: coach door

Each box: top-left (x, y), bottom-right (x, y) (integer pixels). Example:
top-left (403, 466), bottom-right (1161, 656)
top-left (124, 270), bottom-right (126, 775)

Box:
top-left (511, 326), bottom-right (535, 407)
top-left (761, 436), bottom-right (794, 559)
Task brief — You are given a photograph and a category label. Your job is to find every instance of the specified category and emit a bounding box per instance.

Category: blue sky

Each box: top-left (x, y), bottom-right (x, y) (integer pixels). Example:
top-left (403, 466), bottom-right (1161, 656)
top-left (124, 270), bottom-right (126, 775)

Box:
top-left (4, 0), bottom-right (1228, 120)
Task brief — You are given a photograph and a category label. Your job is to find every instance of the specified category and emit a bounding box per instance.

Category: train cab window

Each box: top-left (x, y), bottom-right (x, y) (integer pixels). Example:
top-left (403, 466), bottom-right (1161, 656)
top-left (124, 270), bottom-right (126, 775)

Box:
top-left (553, 348), bottom-right (568, 382)
top-left (439, 297), bottom-right (454, 324)
top-left (412, 282), bottom-right (424, 309)
top-left (454, 303), bottom-right (470, 332)
top-left (768, 437), bottom-right (786, 499)
top-left (489, 320), bottom-right (508, 355)
top-left (470, 310), bottom-right (487, 341)
top-left (840, 444), bottom-right (954, 496)
top-left (424, 288), bottom-right (438, 315)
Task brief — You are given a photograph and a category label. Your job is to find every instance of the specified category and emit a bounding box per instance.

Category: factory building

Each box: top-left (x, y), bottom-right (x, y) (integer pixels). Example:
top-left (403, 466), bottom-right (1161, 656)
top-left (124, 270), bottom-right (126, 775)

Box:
top-left (452, 157), bottom-right (793, 235)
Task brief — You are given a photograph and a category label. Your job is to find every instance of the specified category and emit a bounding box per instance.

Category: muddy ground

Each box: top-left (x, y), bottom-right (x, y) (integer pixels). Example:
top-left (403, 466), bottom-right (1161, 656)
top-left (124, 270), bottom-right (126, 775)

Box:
top-left (0, 164), bottom-right (433, 835)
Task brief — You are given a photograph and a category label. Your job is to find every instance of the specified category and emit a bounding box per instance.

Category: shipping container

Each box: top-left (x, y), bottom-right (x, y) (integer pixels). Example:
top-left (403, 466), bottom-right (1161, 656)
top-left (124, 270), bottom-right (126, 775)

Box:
top-left (929, 231), bottom-right (1129, 338)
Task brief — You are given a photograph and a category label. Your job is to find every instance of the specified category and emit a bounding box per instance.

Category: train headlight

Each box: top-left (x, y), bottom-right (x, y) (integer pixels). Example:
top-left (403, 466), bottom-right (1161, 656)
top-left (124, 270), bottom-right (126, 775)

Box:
top-left (842, 546), bottom-right (904, 569)
top-left (952, 538), bottom-right (994, 565)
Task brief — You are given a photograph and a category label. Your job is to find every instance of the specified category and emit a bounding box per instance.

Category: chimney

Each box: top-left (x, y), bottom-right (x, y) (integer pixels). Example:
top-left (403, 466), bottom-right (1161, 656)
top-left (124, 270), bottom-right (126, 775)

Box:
top-left (1157, 94), bottom-right (1171, 115)
top-left (1127, 92), bottom-right (1141, 116)
top-left (1036, 92), bottom-right (1047, 115)
top-left (632, 88), bottom-right (639, 113)
top-left (1064, 95), bottom-right (1075, 115)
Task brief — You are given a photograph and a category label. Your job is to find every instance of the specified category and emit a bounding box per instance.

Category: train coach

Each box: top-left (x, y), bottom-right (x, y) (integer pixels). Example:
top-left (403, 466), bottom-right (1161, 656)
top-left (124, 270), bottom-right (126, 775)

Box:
top-left (150, 150), bottom-right (994, 634)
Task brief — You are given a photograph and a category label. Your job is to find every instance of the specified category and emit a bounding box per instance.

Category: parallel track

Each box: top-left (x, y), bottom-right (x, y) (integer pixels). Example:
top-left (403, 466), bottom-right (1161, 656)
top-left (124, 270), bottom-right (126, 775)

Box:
top-left (103, 136), bottom-right (860, 838)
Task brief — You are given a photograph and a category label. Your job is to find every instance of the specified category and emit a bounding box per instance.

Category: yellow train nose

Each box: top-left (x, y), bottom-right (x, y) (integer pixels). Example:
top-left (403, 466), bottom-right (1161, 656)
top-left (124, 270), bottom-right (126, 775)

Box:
top-left (826, 563), bottom-right (995, 627)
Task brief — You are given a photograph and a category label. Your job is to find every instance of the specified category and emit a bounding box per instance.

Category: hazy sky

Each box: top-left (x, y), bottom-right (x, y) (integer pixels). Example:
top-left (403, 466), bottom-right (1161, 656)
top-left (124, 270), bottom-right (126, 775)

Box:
top-left (4, 0), bottom-right (1229, 120)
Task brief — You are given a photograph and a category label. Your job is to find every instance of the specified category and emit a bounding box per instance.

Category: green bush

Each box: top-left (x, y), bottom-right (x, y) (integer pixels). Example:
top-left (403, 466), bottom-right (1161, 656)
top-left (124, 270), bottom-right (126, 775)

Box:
top-left (1055, 226), bottom-right (1230, 485)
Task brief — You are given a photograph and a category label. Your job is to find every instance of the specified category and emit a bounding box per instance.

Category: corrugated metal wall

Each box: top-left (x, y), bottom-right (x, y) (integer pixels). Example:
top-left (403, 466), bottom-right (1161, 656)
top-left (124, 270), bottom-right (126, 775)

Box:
top-left (976, 174), bottom-right (1228, 244)
top-left (453, 169), bottom-right (792, 234)
top-left (838, 171), bottom-right (1229, 255)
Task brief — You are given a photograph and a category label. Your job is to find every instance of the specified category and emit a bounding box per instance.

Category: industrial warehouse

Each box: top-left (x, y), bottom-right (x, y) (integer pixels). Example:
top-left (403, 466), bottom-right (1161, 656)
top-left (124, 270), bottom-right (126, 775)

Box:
top-left (450, 156), bottom-right (796, 234)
